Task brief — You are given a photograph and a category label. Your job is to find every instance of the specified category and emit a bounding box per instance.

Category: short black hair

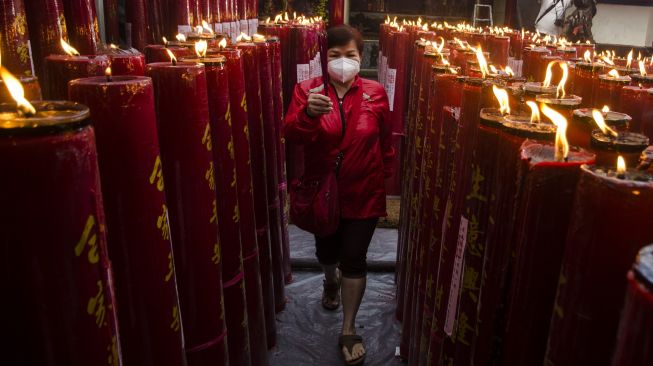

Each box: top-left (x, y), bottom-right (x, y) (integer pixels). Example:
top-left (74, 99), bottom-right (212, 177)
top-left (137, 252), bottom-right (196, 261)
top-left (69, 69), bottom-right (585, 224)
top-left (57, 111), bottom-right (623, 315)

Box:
top-left (327, 25), bottom-right (363, 55)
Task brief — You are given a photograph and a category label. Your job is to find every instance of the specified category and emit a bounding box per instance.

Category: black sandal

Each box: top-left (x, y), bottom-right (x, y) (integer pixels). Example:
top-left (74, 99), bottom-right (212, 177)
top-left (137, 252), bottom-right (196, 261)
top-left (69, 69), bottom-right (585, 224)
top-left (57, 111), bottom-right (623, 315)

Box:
top-left (322, 277), bottom-right (340, 310)
top-left (338, 334), bottom-right (365, 365)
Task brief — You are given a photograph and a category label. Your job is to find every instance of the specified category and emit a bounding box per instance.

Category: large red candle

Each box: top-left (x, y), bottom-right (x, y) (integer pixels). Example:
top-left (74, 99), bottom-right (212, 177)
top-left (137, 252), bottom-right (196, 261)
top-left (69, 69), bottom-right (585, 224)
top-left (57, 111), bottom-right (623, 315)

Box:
top-left (43, 54), bottom-right (109, 100)
top-left (1, 101), bottom-right (122, 365)
top-left (620, 86), bottom-right (653, 138)
top-left (569, 108), bottom-right (631, 150)
top-left (474, 119), bottom-right (557, 365)
top-left (103, 0), bottom-right (119, 43)
top-left (0, 0), bottom-right (34, 76)
top-left (213, 48), bottom-right (256, 366)
top-left (107, 53), bottom-right (146, 76)
top-left (125, 0), bottom-right (148, 50)
top-left (590, 129), bottom-right (649, 166)
top-left (490, 35), bottom-right (510, 67)
top-left (179, 55), bottom-right (248, 366)
top-left (502, 141), bottom-right (595, 366)
top-left (594, 73), bottom-right (631, 110)
top-left (611, 245), bottom-right (653, 366)
top-left (146, 61), bottom-right (228, 364)
top-left (545, 165), bottom-right (653, 366)
top-left (572, 62), bottom-right (605, 108)
top-left (234, 41), bottom-right (271, 363)
top-left (69, 76), bottom-right (185, 365)
top-left (24, 0), bottom-right (67, 78)
top-left (629, 73), bottom-right (653, 88)
top-left (523, 47), bottom-right (551, 81)
top-left (61, 0), bottom-right (101, 55)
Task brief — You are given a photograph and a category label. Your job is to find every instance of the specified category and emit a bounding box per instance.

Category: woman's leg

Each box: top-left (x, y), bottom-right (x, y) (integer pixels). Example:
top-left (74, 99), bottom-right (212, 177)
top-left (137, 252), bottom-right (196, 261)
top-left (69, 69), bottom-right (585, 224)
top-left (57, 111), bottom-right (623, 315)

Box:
top-left (316, 231), bottom-right (342, 309)
top-left (338, 218), bottom-right (379, 361)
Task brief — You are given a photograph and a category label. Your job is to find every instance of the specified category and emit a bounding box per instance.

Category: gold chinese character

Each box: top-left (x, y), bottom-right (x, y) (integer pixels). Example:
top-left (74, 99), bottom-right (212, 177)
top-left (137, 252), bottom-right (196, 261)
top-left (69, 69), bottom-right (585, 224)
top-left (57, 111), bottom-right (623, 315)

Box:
top-left (243, 125), bottom-right (250, 140)
top-left (157, 204), bottom-right (170, 241)
top-left (240, 94), bottom-right (247, 112)
top-left (466, 165), bottom-right (487, 202)
top-left (205, 162), bottom-right (216, 191)
top-left (210, 200), bottom-right (218, 224)
top-left (149, 155), bottom-right (165, 191)
top-left (212, 242), bottom-right (221, 265)
top-left (107, 335), bottom-right (120, 366)
top-left (227, 138), bottom-right (235, 160)
top-left (87, 280), bottom-right (106, 328)
top-left (466, 214), bottom-right (483, 258)
top-left (164, 252), bottom-right (174, 282)
top-left (455, 312), bottom-right (474, 346)
top-left (230, 167), bottom-right (237, 188)
top-left (553, 271), bottom-right (568, 319)
top-left (225, 104), bottom-right (232, 127)
top-left (74, 215), bottom-right (99, 264)
top-left (170, 306), bottom-right (181, 332)
top-left (232, 204), bottom-right (240, 223)
top-left (435, 284), bottom-right (444, 310)
top-left (462, 267), bottom-right (480, 303)
top-left (202, 123), bottom-right (212, 151)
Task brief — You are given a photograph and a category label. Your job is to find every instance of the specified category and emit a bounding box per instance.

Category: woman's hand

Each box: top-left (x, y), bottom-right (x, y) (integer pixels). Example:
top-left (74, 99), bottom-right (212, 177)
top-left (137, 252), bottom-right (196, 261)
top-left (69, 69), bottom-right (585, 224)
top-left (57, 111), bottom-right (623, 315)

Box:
top-left (305, 93), bottom-right (333, 118)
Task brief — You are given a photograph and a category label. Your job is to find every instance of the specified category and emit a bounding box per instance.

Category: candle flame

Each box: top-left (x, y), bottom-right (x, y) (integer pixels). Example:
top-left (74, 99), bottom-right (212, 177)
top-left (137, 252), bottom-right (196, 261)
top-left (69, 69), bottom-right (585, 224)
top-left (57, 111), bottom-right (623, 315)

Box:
top-left (274, 14), bottom-right (283, 23)
top-left (617, 156), bottom-right (626, 175)
top-left (492, 85), bottom-right (511, 115)
top-left (0, 67), bottom-right (36, 115)
top-left (602, 105), bottom-right (610, 113)
top-left (583, 49), bottom-right (592, 62)
top-left (202, 20), bottom-right (214, 35)
top-left (541, 104), bottom-right (569, 161)
top-left (557, 62), bottom-right (569, 99)
top-left (475, 46), bottom-right (489, 78)
top-left (253, 33), bottom-right (266, 42)
top-left (162, 36), bottom-right (168, 45)
top-left (195, 40), bottom-right (207, 58)
top-left (449, 67), bottom-right (458, 74)
top-left (105, 66), bottom-right (111, 77)
top-left (505, 66), bottom-right (515, 77)
top-left (266, 17), bottom-right (271, 23)
top-left (176, 33), bottom-right (186, 42)
top-left (109, 43), bottom-right (118, 49)
top-left (542, 60), bottom-right (556, 87)
top-left (608, 69), bottom-right (620, 78)
top-left (166, 49), bottom-right (177, 64)
top-left (592, 109), bottom-right (618, 137)
top-left (640, 60), bottom-right (647, 76)
top-left (218, 38), bottom-right (228, 49)
top-left (490, 64), bottom-right (498, 74)
top-left (626, 49), bottom-right (633, 69)
top-left (600, 55), bottom-right (614, 66)
top-left (526, 101), bottom-right (540, 123)
top-left (422, 23), bottom-right (428, 31)
top-left (236, 32), bottom-right (252, 42)
top-left (60, 38), bottom-right (80, 56)
top-left (195, 25), bottom-right (203, 34)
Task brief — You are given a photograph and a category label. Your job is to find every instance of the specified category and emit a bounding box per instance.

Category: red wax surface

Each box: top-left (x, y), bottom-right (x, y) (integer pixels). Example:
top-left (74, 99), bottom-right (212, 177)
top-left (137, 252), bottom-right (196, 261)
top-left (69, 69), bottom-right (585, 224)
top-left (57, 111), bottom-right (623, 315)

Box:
top-left (213, 49), bottom-right (256, 366)
top-left (509, 32), bottom-right (524, 59)
top-left (108, 54), bottom-right (145, 76)
top-left (611, 263), bottom-right (653, 366)
top-left (523, 48), bottom-right (551, 81)
top-left (43, 54), bottom-right (109, 100)
top-left (502, 142), bottom-right (595, 366)
top-left (545, 166), bottom-right (653, 366)
top-left (125, 0), bottom-right (147, 50)
top-left (103, 0), bottom-right (119, 43)
top-left (0, 76), bottom-right (42, 103)
top-left (24, 0), bottom-right (67, 78)
top-left (144, 45), bottom-right (192, 64)
top-left (389, 30), bottom-right (410, 134)
top-left (255, 39), bottom-right (281, 349)
top-left (594, 77), bottom-right (630, 111)
top-left (491, 36), bottom-right (510, 67)
top-left (68, 76), bottom-right (185, 365)
top-left (269, 38), bottom-right (289, 312)
top-left (0, 0), bottom-right (33, 76)
top-left (629, 74), bottom-right (653, 89)
top-left (146, 62), bottom-right (228, 364)
top-left (572, 62), bottom-right (605, 108)
top-left (62, 0), bottom-right (101, 55)
top-left (1, 104), bottom-right (121, 365)
top-left (568, 109), bottom-right (629, 151)
top-left (329, 0), bottom-right (344, 26)
top-left (234, 42), bottom-right (270, 364)
top-left (620, 86), bottom-right (653, 139)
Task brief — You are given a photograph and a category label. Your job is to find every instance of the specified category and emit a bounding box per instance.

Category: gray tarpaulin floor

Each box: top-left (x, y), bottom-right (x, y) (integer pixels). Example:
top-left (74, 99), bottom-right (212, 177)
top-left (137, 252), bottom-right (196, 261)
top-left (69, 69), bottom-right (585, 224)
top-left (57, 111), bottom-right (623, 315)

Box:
top-left (268, 225), bottom-right (404, 366)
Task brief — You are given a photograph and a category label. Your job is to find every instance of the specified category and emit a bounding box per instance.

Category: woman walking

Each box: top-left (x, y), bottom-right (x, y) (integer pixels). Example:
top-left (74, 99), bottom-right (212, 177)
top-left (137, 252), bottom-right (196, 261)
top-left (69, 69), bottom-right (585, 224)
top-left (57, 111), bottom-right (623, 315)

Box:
top-left (284, 24), bottom-right (395, 365)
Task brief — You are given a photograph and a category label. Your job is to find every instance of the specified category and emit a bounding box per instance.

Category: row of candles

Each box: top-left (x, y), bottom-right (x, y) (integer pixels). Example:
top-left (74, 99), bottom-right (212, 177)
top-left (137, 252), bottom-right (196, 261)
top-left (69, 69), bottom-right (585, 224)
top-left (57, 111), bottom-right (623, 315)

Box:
top-left (0, 0), bottom-right (263, 85)
top-left (394, 23), bottom-right (653, 366)
top-left (1, 31), bottom-right (289, 366)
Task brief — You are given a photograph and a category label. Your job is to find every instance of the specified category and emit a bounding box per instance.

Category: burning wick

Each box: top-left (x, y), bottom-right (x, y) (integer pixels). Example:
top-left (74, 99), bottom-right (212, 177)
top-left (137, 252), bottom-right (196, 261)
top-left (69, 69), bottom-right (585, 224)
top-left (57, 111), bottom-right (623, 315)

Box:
top-left (60, 38), bottom-right (80, 56)
top-left (541, 104), bottom-right (570, 162)
top-left (0, 66), bottom-right (36, 117)
top-left (602, 105), bottom-right (610, 114)
top-left (592, 109), bottom-right (618, 137)
top-left (166, 49), bottom-right (177, 66)
top-left (617, 155), bottom-right (627, 179)
top-left (162, 37), bottom-right (168, 46)
top-left (195, 40), bottom-right (208, 58)
top-left (105, 66), bottom-right (112, 82)
top-left (492, 84), bottom-right (510, 115)
top-left (176, 33), bottom-right (186, 42)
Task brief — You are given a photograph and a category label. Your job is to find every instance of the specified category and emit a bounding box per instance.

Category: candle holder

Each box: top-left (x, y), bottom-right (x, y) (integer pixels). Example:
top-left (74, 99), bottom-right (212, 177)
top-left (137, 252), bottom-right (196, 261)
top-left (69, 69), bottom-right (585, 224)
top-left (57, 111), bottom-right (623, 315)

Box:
top-left (0, 75), bottom-right (42, 103)
top-left (1, 100), bottom-right (121, 365)
top-left (594, 73), bottom-right (631, 110)
top-left (535, 94), bottom-right (582, 120)
top-left (556, 47), bottom-right (577, 60)
top-left (630, 73), bottom-right (653, 88)
top-left (569, 108), bottom-right (630, 150)
top-left (620, 86), bottom-right (653, 139)
top-left (144, 44), bottom-right (191, 64)
top-left (612, 244), bottom-right (653, 366)
top-left (545, 165), bottom-right (653, 366)
top-left (590, 129), bottom-right (649, 166)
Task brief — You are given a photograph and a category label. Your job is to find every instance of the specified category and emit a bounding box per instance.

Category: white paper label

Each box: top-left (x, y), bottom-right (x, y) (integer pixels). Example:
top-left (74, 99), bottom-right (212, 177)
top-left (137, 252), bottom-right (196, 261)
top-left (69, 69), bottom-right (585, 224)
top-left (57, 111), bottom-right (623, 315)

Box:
top-left (230, 22), bottom-right (238, 42)
top-left (297, 64), bottom-right (310, 83)
top-left (214, 23), bottom-right (223, 34)
top-left (27, 40), bottom-right (35, 76)
top-left (222, 23), bottom-right (230, 38)
top-left (177, 25), bottom-right (192, 34)
top-left (248, 19), bottom-right (258, 35)
top-left (240, 20), bottom-right (249, 35)
top-left (444, 215), bottom-right (469, 336)
top-left (386, 68), bottom-right (397, 112)
top-left (309, 52), bottom-right (322, 78)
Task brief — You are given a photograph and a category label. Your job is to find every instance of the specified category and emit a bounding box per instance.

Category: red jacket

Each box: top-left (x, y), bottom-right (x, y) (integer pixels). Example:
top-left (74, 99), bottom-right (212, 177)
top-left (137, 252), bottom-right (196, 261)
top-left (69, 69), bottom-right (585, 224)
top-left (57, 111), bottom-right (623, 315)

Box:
top-left (284, 76), bottom-right (395, 219)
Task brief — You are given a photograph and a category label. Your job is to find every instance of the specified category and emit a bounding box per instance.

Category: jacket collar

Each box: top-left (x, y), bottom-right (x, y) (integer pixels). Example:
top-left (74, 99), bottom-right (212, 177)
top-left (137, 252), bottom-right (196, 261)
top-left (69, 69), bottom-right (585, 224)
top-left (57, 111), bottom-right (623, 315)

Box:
top-left (327, 75), bottom-right (362, 97)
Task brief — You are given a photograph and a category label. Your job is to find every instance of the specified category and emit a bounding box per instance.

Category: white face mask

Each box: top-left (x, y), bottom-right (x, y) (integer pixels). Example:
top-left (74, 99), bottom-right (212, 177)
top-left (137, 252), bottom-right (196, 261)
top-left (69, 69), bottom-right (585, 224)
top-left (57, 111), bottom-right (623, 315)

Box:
top-left (328, 57), bottom-right (360, 84)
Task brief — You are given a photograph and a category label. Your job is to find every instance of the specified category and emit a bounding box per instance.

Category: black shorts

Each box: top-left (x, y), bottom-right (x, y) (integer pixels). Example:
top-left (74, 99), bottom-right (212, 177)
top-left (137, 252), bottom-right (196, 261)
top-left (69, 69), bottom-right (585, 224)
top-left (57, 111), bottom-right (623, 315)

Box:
top-left (314, 218), bottom-right (379, 278)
